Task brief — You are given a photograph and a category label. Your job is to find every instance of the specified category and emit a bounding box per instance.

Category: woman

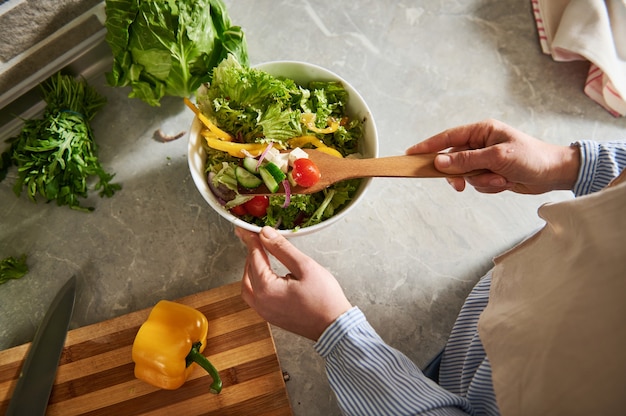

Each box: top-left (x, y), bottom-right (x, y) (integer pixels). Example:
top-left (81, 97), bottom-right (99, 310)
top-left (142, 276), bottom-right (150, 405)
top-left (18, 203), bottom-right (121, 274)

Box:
top-left (236, 119), bottom-right (626, 415)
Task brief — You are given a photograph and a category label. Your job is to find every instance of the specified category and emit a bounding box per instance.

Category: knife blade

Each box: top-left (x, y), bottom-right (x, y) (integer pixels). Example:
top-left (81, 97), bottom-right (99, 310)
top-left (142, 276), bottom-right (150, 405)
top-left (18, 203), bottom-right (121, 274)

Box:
top-left (6, 275), bottom-right (76, 416)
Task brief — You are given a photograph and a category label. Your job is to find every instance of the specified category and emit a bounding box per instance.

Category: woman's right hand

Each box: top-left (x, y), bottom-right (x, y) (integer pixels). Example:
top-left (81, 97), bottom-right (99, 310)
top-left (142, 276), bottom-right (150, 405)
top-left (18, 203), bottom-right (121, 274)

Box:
top-left (406, 119), bottom-right (581, 194)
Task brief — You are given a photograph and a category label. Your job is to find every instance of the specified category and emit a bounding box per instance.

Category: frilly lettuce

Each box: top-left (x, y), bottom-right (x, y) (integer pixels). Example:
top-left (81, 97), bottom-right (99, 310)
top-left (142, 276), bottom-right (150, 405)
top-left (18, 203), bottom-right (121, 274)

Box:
top-left (104, 0), bottom-right (248, 106)
top-left (197, 56), bottom-right (305, 142)
top-left (196, 56), bottom-right (362, 156)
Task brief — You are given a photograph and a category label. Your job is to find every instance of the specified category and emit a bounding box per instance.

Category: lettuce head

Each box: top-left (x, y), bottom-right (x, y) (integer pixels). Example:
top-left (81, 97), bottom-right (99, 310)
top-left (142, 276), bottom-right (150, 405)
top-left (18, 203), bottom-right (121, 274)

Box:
top-left (104, 0), bottom-right (248, 106)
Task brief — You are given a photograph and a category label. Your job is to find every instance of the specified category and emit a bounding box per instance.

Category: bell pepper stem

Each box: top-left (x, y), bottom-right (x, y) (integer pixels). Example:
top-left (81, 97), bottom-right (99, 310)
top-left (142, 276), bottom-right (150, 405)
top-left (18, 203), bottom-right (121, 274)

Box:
top-left (186, 342), bottom-right (222, 394)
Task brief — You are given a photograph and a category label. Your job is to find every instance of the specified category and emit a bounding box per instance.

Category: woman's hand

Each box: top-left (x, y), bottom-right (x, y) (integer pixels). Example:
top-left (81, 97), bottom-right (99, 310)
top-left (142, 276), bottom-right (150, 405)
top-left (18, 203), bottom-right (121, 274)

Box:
top-left (406, 119), bottom-right (581, 194)
top-left (236, 226), bottom-right (352, 341)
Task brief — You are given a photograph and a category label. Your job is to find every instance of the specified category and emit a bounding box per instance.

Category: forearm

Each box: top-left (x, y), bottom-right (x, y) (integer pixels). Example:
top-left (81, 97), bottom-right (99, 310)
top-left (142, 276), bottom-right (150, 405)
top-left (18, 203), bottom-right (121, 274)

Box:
top-left (572, 140), bottom-right (626, 196)
top-left (314, 307), bottom-right (473, 416)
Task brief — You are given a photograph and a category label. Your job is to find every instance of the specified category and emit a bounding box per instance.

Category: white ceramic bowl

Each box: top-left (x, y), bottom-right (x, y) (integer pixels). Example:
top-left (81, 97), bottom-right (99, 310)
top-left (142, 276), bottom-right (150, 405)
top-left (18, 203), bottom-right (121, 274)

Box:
top-left (188, 61), bottom-right (379, 236)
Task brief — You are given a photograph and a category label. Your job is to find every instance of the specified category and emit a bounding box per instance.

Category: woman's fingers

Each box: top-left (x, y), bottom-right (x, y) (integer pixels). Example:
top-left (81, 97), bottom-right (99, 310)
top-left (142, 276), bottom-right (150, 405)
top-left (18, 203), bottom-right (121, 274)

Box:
top-left (240, 257), bottom-right (255, 307)
top-left (406, 120), bottom-right (498, 155)
top-left (236, 227), bottom-right (274, 291)
top-left (256, 226), bottom-right (314, 279)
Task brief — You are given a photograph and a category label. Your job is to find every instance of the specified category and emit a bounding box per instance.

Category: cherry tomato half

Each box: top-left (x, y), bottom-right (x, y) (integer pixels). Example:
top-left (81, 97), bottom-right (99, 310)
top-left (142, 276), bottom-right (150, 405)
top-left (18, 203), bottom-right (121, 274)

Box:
top-left (292, 158), bottom-right (321, 187)
top-left (230, 204), bottom-right (247, 216)
top-left (243, 196), bottom-right (270, 217)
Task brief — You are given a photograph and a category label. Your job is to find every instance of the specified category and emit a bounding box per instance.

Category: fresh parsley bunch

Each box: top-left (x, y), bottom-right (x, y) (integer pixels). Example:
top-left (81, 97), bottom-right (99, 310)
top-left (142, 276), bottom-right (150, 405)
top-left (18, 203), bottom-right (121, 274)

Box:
top-left (2, 73), bottom-right (120, 212)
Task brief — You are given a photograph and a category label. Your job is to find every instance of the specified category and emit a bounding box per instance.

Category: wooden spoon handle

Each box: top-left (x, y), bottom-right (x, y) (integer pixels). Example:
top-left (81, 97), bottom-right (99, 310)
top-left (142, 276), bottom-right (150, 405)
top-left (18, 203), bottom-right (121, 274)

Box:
top-left (336, 154), bottom-right (444, 179)
top-left (317, 153), bottom-right (488, 183)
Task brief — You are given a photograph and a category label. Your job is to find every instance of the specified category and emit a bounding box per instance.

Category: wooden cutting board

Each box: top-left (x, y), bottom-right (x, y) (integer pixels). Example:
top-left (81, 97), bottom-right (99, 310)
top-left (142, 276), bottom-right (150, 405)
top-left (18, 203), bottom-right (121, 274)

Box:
top-left (0, 282), bottom-right (293, 415)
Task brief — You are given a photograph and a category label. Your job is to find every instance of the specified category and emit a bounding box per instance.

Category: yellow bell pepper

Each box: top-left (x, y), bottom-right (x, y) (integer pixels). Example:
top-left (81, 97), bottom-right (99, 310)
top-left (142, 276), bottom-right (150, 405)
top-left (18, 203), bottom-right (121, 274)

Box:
top-left (184, 97), bottom-right (233, 141)
top-left (132, 300), bottom-right (222, 393)
top-left (300, 113), bottom-right (340, 134)
top-left (287, 136), bottom-right (343, 158)
top-left (203, 136), bottom-right (272, 158)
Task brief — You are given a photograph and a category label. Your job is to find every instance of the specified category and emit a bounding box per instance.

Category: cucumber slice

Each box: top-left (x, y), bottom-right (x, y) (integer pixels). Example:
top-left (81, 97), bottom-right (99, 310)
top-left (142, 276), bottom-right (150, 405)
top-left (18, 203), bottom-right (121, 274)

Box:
top-left (264, 162), bottom-right (286, 182)
top-left (259, 162), bottom-right (286, 193)
top-left (258, 167), bottom-right (279, 193)
top-left (242, 156), bottom-right (259, 174)
top-left (287, 171), bottom-right (297, 188)
top-left (235, 166), bottom-right (263, 189)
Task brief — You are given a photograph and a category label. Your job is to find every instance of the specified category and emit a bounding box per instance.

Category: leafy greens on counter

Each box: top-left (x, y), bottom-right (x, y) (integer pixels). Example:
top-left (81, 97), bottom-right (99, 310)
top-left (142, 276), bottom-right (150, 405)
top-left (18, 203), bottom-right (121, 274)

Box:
top-left (104, 0), bottom-right (249, 106)
top-left (1, 73), bottom-right (120, 212)
top-left (0, 255), bottom-right (28, 286)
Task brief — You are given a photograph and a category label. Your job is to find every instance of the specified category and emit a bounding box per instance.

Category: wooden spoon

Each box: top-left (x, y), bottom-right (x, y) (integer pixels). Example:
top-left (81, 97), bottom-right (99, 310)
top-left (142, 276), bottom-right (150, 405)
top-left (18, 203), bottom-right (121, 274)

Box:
top-left (240, 149), bottom-right (486, 195)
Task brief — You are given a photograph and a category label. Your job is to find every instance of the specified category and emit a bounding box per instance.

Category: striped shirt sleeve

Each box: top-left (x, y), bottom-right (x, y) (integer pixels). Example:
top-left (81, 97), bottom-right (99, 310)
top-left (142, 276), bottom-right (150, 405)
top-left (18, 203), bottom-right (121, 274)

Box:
top-left (438, 271), bottom-right (499, 415)
top-left (314, 307), bottom-right (474, 416)
top-left (572, 140), bottom-right (626, 196)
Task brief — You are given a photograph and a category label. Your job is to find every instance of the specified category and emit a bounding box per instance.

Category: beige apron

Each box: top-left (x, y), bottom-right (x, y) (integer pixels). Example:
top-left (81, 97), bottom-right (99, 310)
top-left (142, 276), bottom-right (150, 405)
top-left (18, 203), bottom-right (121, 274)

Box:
top-left (478, 172), bottom-right (626, 415)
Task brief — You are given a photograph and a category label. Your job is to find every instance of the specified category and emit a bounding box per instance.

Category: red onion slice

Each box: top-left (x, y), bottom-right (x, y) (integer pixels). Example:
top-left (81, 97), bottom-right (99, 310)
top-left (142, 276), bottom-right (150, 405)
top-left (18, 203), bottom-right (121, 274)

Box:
top-left (282, 179), bottom-right (291, 208)
top-left (207, 172), bottom-right (234, 205)
top-left (256, 142), bottom-right (274, 170)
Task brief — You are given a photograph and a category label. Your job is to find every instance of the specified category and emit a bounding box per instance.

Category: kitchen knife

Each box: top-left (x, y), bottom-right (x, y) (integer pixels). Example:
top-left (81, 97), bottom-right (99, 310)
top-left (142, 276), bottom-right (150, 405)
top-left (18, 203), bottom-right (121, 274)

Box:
top-left (6, 275), bottom-right (76, 416)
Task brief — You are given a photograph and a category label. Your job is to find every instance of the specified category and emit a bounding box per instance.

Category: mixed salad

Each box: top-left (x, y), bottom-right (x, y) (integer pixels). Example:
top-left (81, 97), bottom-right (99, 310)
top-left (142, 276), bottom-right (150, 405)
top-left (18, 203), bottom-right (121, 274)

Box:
top-left (188, 56), bottom-right (364, 230)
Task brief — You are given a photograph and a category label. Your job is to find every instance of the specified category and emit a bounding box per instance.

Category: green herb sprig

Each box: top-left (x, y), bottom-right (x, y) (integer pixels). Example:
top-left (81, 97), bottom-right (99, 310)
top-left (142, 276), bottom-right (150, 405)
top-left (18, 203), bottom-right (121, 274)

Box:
top-left (0, 255), bottom-right (28, 285)
top-left (2, 73), bottom-right (120, 211)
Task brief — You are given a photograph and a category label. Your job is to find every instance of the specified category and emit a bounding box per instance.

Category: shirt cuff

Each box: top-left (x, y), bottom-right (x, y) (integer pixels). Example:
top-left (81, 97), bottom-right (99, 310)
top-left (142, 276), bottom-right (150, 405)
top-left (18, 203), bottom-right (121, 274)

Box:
top-left (314, 306), bottom-right (365, 358)
top-left (571, 140), bottom-right (596, 197)
top-left (571, 140), bottom-right (624, 197)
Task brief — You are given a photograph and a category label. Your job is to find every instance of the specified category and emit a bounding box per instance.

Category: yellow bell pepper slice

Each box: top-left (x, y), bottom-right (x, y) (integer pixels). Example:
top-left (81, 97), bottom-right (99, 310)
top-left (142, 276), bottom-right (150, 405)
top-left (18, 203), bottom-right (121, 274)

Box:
top-left (200, 129), bottom-right (221, 141)
top-left (184, 97), bottom-right (233, 141)
top-left (132, 300), bottom-right (222, 393)
top-left (287, 136), bottom-right (343, 158)
top-left (300, 113), bottom-right (340, 134)
top-left (204, 137), bottom-right (271, 158)
top-left (288, 135), bottom-right (325, 149)
top-left (315, 146), bottom-right (344, 158)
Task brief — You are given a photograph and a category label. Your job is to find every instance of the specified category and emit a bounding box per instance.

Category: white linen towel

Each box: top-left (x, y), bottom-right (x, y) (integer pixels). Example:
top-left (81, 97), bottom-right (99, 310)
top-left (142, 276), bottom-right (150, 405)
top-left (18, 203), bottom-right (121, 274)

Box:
top-left (532, 0), bottom-right (626, 116)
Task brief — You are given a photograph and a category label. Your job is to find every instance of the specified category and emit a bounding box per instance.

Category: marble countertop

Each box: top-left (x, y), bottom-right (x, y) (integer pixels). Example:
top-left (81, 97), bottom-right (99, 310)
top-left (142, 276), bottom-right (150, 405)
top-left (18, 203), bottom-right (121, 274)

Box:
top-left (1, 1), bottom-right (624, 414)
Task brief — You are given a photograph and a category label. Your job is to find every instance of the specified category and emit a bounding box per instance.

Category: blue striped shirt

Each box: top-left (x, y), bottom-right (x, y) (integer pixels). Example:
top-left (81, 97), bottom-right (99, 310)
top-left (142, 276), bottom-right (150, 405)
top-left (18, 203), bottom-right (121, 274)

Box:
top-left (314, 140), bottom-right (626, 415)
top-left (572, 140), bottom-right (626, 196)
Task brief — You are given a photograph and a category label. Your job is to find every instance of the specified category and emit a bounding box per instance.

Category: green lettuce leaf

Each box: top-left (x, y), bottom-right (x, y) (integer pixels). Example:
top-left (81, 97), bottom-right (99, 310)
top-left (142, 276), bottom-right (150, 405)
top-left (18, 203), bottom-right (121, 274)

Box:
top-left (197, 56), bottom-right (304, 142)
top-left (104, 0), bottom-right (248, 106)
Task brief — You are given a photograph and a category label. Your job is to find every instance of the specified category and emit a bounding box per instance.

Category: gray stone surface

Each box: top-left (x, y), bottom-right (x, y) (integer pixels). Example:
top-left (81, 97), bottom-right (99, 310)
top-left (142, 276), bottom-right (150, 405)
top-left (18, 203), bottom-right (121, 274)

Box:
top-left (1, 1), bottom-right (625, 415)
top-left (0, 0), bottom-right (101, 62)
top-left (0, 14), bottom-right (103, 95)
